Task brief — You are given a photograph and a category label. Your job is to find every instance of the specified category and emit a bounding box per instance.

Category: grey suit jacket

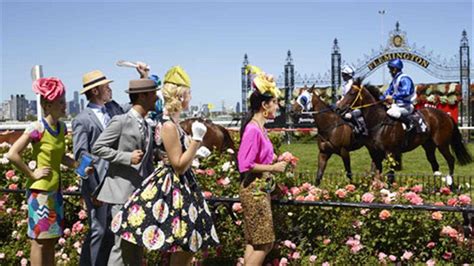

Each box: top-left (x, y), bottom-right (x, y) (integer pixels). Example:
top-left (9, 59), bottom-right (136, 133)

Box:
top-left (92, 110), bottom-right (154, 204)
top-left (72, 108), bottom-right (110, 197)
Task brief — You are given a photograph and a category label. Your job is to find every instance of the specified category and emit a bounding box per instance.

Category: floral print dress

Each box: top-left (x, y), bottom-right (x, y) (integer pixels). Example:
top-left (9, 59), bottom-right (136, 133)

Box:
top-left (111, 120), bottom-right (219, 252)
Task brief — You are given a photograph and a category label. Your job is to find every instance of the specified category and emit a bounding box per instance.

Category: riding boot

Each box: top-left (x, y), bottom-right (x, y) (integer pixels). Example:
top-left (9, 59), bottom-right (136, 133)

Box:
top-left (399, 116), bottom-right (414, 132)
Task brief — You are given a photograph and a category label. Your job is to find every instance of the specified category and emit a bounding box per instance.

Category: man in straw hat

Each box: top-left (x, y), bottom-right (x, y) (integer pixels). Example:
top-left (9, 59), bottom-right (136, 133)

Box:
top-left (92, 75), bottom-right (158, 265)
top-left (72, 69), bottom-right (122, 265)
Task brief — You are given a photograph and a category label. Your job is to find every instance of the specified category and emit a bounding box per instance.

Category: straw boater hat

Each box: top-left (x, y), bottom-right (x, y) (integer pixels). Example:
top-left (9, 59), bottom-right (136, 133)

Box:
top-left (125, 79), bottom-right (159, 94)
top-left (80, 70), bottom-right (113, 94)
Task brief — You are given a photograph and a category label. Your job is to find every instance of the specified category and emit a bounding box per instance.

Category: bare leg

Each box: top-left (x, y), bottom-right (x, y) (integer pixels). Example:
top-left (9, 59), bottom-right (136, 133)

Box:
top-left (244, 244), bottom-right (254, 263)
top-left (245, 243), bottom-right (273, 266)
top-left (31, 238), bottom-right (58, 266)
top-left (170, 251), bottom-right (194, 266)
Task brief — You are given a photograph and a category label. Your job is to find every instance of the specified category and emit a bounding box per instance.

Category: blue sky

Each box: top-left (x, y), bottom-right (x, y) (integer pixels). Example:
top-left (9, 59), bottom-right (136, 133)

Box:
top-left (1, 1), bottom-right (472, 110)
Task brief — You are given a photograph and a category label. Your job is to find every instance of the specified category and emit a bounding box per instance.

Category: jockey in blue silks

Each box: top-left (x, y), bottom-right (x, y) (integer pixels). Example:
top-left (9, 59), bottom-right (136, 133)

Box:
top-left (380, 58), bottom-right (416, 131)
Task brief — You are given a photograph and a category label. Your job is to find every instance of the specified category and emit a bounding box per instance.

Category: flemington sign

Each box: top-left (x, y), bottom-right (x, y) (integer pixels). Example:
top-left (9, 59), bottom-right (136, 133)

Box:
top-left (368, 52), bottom-right (430, 70)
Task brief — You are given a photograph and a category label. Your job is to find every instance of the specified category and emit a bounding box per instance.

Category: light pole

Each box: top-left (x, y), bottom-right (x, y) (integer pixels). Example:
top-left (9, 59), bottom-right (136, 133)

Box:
top-left (378, 10), bottom-right (386, 85)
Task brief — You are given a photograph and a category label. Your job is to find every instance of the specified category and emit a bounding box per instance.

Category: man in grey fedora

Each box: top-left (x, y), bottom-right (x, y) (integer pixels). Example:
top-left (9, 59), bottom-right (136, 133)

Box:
top-left (73, 70), bottom-right (122, 266)
top-left (92, 78), bottom-right (158, 266)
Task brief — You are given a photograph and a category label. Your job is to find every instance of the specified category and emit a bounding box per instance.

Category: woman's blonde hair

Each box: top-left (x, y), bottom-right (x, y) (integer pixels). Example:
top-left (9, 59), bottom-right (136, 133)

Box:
top-left (162, 83), bottom-right (189, 113)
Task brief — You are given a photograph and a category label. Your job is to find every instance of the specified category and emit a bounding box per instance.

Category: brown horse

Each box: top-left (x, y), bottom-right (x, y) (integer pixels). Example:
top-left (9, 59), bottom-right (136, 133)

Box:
top-left (180, 118), bottom-right (236, 153)
top-left (291, 87), bottom-right (369, 185)
top-left (337, 78), bottom-right (472, 184)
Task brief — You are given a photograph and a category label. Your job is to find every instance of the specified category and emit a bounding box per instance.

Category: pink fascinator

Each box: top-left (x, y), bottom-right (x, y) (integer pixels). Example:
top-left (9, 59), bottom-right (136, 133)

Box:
top-left (32, 77), bottom-right (65, 102)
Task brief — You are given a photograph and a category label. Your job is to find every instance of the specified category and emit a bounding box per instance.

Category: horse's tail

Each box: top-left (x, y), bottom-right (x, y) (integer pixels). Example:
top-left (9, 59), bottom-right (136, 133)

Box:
top-left (450, 121), bottom-right (472, 165)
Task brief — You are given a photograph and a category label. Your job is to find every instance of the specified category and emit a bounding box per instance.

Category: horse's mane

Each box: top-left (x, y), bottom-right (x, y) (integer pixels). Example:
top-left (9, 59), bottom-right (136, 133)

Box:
top-left (353, 77), bottom-right (381, 101)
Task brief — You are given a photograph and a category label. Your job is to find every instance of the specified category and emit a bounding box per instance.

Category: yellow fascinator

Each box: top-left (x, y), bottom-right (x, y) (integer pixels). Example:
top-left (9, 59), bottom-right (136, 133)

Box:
top-left (245, 65), bottom-right (281, 98)
top-left (164, 66), bottom-right (191, 88)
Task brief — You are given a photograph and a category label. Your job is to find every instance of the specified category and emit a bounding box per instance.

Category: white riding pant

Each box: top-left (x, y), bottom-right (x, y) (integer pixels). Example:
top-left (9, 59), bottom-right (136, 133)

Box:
top-left (386, 103), bottom-right (414, 119)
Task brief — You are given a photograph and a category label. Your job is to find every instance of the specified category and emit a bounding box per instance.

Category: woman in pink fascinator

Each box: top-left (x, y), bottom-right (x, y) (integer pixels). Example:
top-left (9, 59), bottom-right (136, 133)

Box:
top-left (7, 77), bottom-right (92, 265)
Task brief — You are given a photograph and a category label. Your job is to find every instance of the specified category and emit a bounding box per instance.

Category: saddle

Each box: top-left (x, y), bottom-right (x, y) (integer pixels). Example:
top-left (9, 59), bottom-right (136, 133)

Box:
top-left (385, 111), bottom-right (428, 133)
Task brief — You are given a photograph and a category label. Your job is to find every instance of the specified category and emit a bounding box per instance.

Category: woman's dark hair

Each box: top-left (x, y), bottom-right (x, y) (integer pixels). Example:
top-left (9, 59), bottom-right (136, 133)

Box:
top-left (239, 90), bottom-right (274, 139)
top-left (238, 90), bottom-right (273, 185)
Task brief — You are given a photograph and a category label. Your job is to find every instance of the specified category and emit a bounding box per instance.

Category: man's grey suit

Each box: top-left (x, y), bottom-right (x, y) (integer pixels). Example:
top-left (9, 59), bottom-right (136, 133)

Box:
top-left (92, 109), bottom-right (154, 266)
top-left (73, 108), bottom-right (115, 266)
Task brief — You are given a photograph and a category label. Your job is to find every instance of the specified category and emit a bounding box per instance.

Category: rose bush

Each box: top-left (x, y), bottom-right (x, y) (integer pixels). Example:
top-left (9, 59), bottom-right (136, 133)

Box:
top-left (0, 133), bottom-right (472, 264)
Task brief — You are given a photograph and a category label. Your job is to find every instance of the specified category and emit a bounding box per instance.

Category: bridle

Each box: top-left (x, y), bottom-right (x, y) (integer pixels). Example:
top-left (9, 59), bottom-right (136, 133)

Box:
top-left (346, 85), bottom-right (381, 110)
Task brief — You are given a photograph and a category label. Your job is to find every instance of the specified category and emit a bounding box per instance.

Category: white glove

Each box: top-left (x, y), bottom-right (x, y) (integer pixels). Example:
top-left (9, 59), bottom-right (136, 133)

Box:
top-left (196, 146), bottom-right (211, 158)
top-left (191, 121), bottom-right (207, 142)
top-left (344, 113), bottom-right (352, 119)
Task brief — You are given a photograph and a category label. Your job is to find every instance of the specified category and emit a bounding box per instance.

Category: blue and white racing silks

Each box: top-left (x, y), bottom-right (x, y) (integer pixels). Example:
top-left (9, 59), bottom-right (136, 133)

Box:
top-left (381, 72), bottom-right (416, 104)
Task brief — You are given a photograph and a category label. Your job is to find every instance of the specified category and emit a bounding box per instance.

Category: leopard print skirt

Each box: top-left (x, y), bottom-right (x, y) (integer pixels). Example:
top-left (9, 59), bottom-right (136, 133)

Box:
top-left (239, 179), bottom-right (275, 245)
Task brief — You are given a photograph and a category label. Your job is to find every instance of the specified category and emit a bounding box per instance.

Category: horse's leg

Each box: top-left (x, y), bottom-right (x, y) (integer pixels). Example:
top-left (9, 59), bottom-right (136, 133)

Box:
top-left (422, 141), bottom-right (440, 174)
top-left (368, 148), bottom-right (383, 177)
top-left (316, 152), bottom-right (332, 186)
top-left (340, 149), bottom-right (352, 181)
top-left (438, 144), bottom-right (455, 188)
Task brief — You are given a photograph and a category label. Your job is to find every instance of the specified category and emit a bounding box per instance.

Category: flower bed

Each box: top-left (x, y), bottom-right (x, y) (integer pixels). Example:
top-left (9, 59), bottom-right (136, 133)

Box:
top-left (0, 134), bottom-right (472, 265)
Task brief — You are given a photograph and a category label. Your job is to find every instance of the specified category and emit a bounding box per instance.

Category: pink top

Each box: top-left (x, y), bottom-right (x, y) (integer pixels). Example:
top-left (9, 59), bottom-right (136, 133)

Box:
top-left (238, 122), bottom-right (274, 173)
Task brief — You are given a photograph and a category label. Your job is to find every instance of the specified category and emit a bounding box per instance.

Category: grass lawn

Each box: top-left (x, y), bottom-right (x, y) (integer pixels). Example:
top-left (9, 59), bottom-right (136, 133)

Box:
top-left (281, 141), bottom-right (474, 177)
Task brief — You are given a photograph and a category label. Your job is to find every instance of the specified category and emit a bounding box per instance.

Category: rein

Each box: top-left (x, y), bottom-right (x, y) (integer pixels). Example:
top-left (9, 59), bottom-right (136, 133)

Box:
top-left (349, 85), bottom-right (382, 110)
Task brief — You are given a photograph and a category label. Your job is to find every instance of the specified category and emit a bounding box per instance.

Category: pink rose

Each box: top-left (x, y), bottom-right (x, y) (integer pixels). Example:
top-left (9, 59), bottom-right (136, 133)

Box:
top-left (205, 169), bottom-right (215, 176)
top-left (232, 203), bottom-right (243, 213)
top-left (361, 192), bottom-right (375, 203)
top-left (216, 177), bottom-right (231, 187)
top-left (203, 191), bottom-right (212, 199)
top-left (58, 238), bottom-right (66, 245)
top-left (447, 198), bottom-right (458, 206)
top-left (16, 251), bottom-right (23, 257)
top-left (389, 255), bottom-right (397, 262)
top-left (304, 195), bottom-right (316, 201)
top-left (301, 182), bottom-right (312, 191)
top-left (63, 228), bottom-right (71, 236)
top-left (440, 226), bottom-right (458, 239)
top-left (458, 194), bottom-right (471, 205)
top-left (379, 210), bottom-right (391, 220)
top-left (335, 189), bottom-right (347, 199)
top-left (442, 252), bottom-right (452, 260)
top-left (322, 262), bottom-right (330, 266)
top-left (426, 259), bottom-right (436, 266)
top-left (378, 252), bottom-right (387, 262)
top-left (440, 186), bottom-right (451, 195)
top-left (290, 187), bottom-right (301, 196)
top-left (78, 210), bottom-right (87, 220)
top-left (72, 221), bottom-right (84, 234)
top-left (0, 252), bottom-right (5, 259)
top-left (431, 211), bottom-right (442, 220)
top-left (323, 238), bottom-right (331, 245)
top-left (8, 183), bottom-right (18, 190)
top-left (291, 252), bottom-right (300, 260)
top-left (283, 240), bottom-right (293, 249)
top-left (195, 169), bottom-right (206, 175)
top-left (345, 184), bottom-right (356, 192)
top-left (32, 77), bottom-right (65, 102)
top-left (411, 185), bottom-right (423, 193)
top-left (295, 195), bottom-right (305, 201)
top-left (5, 170), bottom-right (15, 179)
top-left (402, 251), bottom-right (413, 260)
top-left (279, 257), bottom-right (288, 266)
top-left (426, 242), bottom-right (436, 249)
top-left (20, 258), bottom-right (28, 266)
top-left (309, 255), bottom-right (317, 262)
top-left (434, 201), bottom-right (445, 206)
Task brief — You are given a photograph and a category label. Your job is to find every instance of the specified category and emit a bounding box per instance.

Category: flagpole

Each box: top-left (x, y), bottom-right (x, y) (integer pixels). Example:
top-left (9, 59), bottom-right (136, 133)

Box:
top-left (31, 65), bottom-right (43, 121)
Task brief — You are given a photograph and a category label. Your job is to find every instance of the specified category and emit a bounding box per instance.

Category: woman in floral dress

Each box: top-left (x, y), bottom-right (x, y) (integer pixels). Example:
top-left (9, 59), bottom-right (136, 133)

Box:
top-left (111, 66), bottom-right (219, 265)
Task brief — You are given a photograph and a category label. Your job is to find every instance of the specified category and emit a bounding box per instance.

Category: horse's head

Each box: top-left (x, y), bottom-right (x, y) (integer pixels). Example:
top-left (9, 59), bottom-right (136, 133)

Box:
top-left (337, 77), bottom-right (380, 112)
